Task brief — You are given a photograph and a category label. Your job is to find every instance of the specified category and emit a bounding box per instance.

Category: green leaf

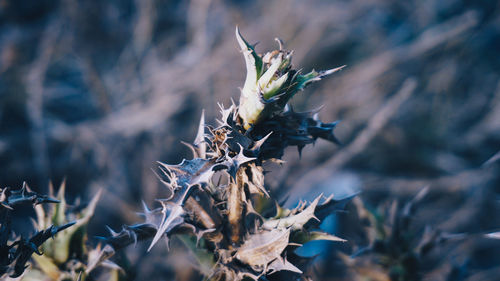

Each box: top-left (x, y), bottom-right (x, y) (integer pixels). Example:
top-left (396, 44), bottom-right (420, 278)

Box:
top-left (52, 180), bottom-right (67, 227)
top-left (295, 66), bottom-right (345, 92)
top-left (45, 189), bottom-right (102, 264)
top-left (258, 53), bottom-right (282, 91)
top-left (235, 27), bottom-right (263, 84)
top-left (31, 254), bottom-right (61, 280)
top-left (262, 73), bottom-right (288, 100)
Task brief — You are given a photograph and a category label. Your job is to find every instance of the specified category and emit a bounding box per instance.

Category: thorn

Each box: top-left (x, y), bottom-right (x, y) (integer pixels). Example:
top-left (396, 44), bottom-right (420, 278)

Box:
top-left (151, 168), bottom-right (175, 199)
top-left (21, 181), bottom-right (28, 194)
top-left (181, 141), bottom-right (198, 159)
top-left (251, 132), bottom-right (273, 151)
top-left (321, 65), bottom-right (346, 76)
top-left (1, 202), bottom-right (13, 210)
top-left (233, 144), bottom-right (257, 167)
top-left (164, 236), bottom-right (170, 251)
top-left (148, 203), bottom-right (184, 252)
top-left (48, 181), bottom-right (55, 198)
top-left (124, 226), bottom-right (138, 247)
top-left (141, 201), bottom-right (151, 213)
top-left (105, 226), bottom-right (118, 236)
top-left (194, 110), bottom-right (206, 159)
top-left (274, 37), bottom-right (284, 50)
top-left (297, 145), bottom-right (304, 158)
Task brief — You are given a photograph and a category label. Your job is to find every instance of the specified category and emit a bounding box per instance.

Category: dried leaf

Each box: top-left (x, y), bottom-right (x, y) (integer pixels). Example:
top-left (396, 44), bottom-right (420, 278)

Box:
top-left (148, 202), bottom-right (185, 251)
top-left (235, 229), bottom-right (290, 267)
top-left (263, 196), bottom-right (320, 231)
top-left (227, 180), bottom-right (245, 244)
top-left (86, 244), bottom-right (116, 274)
top-left (158, 158), bottom-right (217, 189)
top-left (268, 257), bottom-right (303, 275)
top-left (240, 163), bottom-right (268, 197)
top-left (184, 188), bottom-right (222, 230)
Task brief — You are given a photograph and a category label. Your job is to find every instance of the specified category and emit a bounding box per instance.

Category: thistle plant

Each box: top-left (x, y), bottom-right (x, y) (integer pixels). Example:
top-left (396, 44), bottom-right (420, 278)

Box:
top-left (20, 182), bottom-right (118, 281)
top-left (345, 188), bottom-right (462, 281)
top-left (104, 28), bottom-right (348, 281)
top-left (0, 183), bottom-right (74, 279)
top-left (235, 28), bottom-right (345, 129)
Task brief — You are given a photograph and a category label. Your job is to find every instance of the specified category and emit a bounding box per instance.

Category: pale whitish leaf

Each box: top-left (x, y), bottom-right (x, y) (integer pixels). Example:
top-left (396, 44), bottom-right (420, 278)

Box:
top-left (139, 201), bottom-right (163, 227)
top-left (222, 146), bottom-right (256, 178)
top-left (240, 163), bottom-right (268, 196)
top-left (258, 53), bottom-right (282, 91)
top-left (263, 195), bottom-right (321, 231)
top-left (235, 26), bottom-right (262, 92)
top-left (148, 203), bottom-right (185, 251)
top-left (267, 257), bottom-right (303, 275)
top-left (232, 144), bottom-right (256, 167)
top-left (235, 229), bottom-right (290, 267)
top-left (86, 244), bottom-right (116, 274)
top-left (158, 158), bottom-right (217, 188)
top-left (217, 103), bottom-right (236, 127)
top-left (148, 158), bottom-right (214, 251)
top-left (220, 268), bottom-right (260, 281)
top-left (236, 26), bottom-right (265, 129)
top-left (262, 73), bottom-right (288, 100)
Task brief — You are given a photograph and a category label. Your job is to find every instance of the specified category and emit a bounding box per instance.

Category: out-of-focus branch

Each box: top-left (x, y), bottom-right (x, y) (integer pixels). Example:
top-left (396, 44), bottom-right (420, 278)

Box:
top-left (25, 19), bottom-right (61, 186)
top-left (320, 10), bottom-right (479, 119)
top-left (133, 0), bottom-right (155, 54)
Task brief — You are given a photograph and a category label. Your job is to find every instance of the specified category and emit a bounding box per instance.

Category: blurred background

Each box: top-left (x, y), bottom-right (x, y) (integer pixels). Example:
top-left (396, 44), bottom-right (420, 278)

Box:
top-left (1, 0), bottom-right (499, 280)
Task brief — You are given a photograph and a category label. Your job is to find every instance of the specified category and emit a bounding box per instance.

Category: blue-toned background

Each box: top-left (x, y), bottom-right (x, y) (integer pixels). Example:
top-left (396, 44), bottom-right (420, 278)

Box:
top-left (1, 0), bottom-right (499, 280)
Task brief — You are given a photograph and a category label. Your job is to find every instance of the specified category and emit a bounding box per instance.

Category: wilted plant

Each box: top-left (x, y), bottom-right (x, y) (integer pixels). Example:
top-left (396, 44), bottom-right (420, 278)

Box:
top-left (20, 182), bottom-right (118, 281)
top-left (0, 183), bottom-right (74, 279)
top-left (104, 27), bottom-right (349, 280)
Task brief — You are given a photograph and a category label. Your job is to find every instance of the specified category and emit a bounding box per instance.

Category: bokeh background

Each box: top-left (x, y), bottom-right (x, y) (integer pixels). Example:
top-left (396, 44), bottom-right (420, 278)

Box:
top-left (1, 0), bottom-right (500, 280)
